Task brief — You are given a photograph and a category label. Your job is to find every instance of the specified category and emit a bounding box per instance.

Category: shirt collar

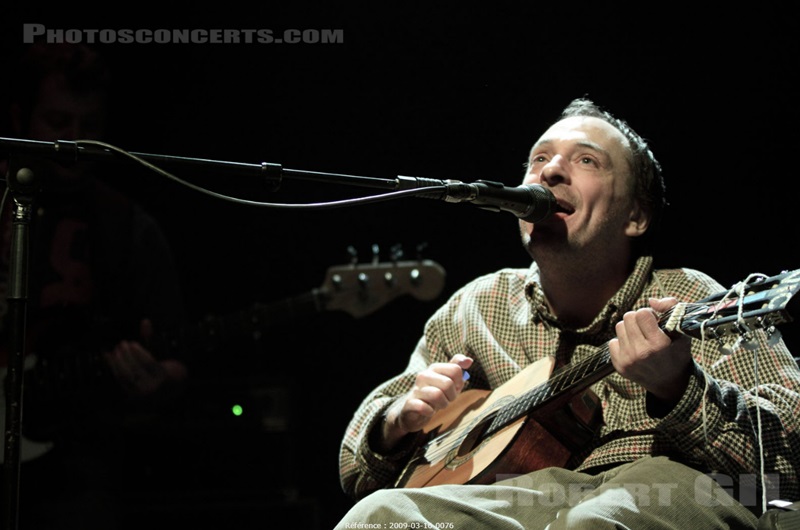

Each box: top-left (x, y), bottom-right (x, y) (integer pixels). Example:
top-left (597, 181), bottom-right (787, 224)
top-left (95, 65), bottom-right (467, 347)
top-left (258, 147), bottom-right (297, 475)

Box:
top-left (524, 255), bottom-right (654, 336)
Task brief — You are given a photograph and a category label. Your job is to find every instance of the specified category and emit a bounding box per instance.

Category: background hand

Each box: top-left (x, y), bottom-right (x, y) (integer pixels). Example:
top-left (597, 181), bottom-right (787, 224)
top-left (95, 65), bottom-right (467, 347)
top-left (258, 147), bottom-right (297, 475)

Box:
top-left (104, 318), bottom-right (188, 399)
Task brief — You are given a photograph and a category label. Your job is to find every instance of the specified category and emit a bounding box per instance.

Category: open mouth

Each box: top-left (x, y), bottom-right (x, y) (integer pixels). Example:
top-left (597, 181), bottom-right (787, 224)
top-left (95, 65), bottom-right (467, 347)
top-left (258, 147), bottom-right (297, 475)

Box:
top-left (555, 199), bottom-right (575, 215)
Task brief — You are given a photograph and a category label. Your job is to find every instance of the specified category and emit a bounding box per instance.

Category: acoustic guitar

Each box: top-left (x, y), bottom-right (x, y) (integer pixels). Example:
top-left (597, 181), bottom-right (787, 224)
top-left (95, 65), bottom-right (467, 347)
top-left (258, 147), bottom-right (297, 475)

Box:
top-left (395, 268), bottom-right (800, 488)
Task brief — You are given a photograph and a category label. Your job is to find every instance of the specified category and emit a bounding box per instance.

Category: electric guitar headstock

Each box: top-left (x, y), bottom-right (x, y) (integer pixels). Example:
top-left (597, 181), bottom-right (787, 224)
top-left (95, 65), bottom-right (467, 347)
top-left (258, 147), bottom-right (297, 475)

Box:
top-left (319, 243), bottom-right (447, 318)
top-left (669, 269), bottom-right (800, 347)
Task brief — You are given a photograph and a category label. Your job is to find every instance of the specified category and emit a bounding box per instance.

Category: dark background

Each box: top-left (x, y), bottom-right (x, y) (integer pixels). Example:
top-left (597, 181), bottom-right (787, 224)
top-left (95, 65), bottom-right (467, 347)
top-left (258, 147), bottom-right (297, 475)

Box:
top-left (2, 5), bottom-right (799, 529)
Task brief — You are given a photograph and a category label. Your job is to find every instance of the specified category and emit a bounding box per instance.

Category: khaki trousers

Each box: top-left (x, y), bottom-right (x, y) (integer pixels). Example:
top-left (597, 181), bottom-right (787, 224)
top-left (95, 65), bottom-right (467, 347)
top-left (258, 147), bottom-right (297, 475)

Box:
top-left (335, 457), bottom-right (760, 529)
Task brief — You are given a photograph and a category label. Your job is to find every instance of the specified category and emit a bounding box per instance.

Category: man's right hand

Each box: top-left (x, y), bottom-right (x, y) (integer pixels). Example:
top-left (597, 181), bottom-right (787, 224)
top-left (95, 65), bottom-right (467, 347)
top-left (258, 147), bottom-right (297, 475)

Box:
top-left (377, 354), bottom-right (473, 453)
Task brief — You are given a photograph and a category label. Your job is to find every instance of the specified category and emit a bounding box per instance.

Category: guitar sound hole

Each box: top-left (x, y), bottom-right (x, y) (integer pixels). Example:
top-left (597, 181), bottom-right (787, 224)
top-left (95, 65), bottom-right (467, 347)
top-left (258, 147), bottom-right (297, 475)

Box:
top-left (457, 417), bottom-right (493, 457)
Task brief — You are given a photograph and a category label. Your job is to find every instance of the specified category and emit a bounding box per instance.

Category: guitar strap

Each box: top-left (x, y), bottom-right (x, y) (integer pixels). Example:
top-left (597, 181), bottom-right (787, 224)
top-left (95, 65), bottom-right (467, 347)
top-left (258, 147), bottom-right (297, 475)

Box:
top-left (553, 330), bottom-right (577, 370)
top-left (530, 329), bottom-right (605, 457)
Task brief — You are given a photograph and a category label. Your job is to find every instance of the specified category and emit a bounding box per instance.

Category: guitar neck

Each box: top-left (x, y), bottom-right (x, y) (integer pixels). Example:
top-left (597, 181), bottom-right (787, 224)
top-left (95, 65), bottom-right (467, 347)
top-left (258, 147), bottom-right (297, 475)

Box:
top-left (483, 305), bottom-right (688, 437)
top-left (486, 348), bottom-right (614, 437)
top-left (482, 274), bottom-right (793, 438)
top-left (165, 257), bottom-right (447, 357)
top-left (161, 289), bottom-right (326, 357)
top-left (22, 256), bottom-right (447, 395)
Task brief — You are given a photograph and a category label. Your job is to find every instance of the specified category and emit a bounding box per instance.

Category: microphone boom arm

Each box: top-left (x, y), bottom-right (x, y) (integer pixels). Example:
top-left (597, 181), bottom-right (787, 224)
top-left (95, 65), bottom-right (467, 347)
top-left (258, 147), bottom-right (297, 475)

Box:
top-left (0, 137), bottom-right (557, 222)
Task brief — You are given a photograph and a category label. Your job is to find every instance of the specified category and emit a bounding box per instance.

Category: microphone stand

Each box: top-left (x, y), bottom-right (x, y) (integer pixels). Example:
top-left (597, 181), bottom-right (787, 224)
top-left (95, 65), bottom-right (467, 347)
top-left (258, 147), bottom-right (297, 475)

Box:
top-left (0, 136), bottom-right (449, 194)
top-left (0, 135), bottom-right (448, 530)
top-left (3, 159), bottom-right (38, 530)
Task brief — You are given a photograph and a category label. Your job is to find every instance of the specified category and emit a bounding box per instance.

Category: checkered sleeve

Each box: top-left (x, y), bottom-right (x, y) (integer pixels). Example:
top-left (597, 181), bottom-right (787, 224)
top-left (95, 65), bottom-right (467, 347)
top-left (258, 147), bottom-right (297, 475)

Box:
top-left (657, 326), bottom-right (800, 501)
top-left (581, 267), bottom-right (800, 502)
top-left (337, 287), bottom-right (468, 500)
top-left (652, 268), bottom-right (800, 501)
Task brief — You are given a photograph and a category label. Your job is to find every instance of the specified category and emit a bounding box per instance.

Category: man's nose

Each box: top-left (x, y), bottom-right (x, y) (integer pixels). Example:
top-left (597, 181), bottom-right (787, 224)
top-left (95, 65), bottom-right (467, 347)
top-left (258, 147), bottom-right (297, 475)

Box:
top-left (539, 155), bottom-right (569, 186)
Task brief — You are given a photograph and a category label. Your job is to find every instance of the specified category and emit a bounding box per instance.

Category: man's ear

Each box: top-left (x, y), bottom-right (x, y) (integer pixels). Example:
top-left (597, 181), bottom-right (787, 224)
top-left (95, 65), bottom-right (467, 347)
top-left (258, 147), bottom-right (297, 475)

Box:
top-left (624, 202), bottom-right (650, 237)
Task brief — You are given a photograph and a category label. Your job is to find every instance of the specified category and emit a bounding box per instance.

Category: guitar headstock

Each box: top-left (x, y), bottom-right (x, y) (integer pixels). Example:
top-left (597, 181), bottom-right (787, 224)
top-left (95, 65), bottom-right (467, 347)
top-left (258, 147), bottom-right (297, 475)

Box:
top-left (319, 250), bottom-right (446, 319)
top-left (676, 269), bottom-right (800, 345)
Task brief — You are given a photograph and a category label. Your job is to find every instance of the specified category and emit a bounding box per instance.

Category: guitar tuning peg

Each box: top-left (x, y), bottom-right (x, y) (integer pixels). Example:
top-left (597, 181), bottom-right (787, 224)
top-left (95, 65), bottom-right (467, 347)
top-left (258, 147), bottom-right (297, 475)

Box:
top-left (358, 271), bottom-right (369, 290)
top-left (347, 245), bottom-right (358, 265)
top-left (390, 244), bottom-right (404, 262)
top-left (741, 339), bottom-right (758, 351)
top-left (767, 328), bottom-right (783, 347)
top-left (416, 242), bottom-right (429, 260)
top-left (371, 243), bottom-right (380, 264)
top-left (383, 269), bottom-right (397, 288)
top-left (726, 336), bottom-right (758, 353)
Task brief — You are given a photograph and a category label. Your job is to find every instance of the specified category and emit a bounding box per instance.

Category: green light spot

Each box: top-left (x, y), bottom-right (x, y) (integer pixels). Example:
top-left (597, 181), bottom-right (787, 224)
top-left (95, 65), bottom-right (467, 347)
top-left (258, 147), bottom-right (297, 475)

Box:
top-left (231, 404), bottom-right (243, 416)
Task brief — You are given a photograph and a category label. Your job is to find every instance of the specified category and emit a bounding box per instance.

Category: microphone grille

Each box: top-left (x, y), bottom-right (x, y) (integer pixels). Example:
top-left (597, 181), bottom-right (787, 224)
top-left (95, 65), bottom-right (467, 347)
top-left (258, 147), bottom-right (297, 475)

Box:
top-left (524, 184), bottom-right (557, 223)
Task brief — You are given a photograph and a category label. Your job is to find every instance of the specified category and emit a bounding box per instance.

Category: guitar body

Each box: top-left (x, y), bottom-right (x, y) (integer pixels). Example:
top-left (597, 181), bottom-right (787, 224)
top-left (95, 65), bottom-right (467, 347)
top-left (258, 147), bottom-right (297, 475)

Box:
top-left (396, 356), bottom-right (601, 488)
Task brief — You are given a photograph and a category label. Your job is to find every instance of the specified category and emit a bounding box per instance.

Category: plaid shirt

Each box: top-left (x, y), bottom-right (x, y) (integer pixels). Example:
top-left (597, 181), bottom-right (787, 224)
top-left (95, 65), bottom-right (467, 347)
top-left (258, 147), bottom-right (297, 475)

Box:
top-left (339, 256), bottom-right (800, 502)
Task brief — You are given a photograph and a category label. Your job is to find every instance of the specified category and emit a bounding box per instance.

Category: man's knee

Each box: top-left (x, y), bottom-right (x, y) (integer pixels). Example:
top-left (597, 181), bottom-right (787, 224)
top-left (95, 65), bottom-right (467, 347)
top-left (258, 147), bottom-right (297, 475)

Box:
top-left (339, 489), bottom-right (408, 524)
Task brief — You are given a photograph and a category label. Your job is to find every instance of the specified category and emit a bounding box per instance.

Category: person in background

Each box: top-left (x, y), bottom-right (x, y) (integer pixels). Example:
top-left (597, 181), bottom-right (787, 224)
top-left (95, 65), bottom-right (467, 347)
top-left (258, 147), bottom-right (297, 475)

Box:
top-left (1, 42), bottom-right (188, 529)
top-left (334, 98), bottom-right (800, 529)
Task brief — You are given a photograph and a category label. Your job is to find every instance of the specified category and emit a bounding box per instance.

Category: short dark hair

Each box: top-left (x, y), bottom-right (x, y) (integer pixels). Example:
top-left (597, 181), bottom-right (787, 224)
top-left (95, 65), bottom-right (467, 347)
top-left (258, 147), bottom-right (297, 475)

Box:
top-left (12, 42), bottom-right (111, 127)
top-left (559, 98), bottom-right (667, 253)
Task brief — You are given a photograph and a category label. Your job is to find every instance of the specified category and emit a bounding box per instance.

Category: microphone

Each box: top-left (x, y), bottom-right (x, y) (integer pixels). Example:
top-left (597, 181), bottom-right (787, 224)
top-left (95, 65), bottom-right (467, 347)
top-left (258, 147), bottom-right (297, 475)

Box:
top-left (441, 180), bottom-right (558, 223)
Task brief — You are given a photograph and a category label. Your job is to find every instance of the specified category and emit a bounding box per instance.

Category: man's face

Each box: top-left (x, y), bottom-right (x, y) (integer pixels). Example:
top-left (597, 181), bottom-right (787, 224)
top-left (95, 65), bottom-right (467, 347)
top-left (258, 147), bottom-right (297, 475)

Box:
top-left (26, 73), bottom-right (107, 142)
top-left (519, 116), bottom-right (647, 257)
top-left (16, 72), bottom-right (108, 181)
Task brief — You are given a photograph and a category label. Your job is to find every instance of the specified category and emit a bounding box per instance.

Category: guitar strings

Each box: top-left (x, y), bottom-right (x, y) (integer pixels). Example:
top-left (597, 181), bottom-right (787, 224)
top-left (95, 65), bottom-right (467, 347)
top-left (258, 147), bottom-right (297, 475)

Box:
top-left (422, 345), bottom-right (616, 464)
top-left (737, 274), bottom-right (769, 513)
top-left (731, 274), bottom-right (769, 513)
top-left (699, 273), bottom-right (770, 514)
